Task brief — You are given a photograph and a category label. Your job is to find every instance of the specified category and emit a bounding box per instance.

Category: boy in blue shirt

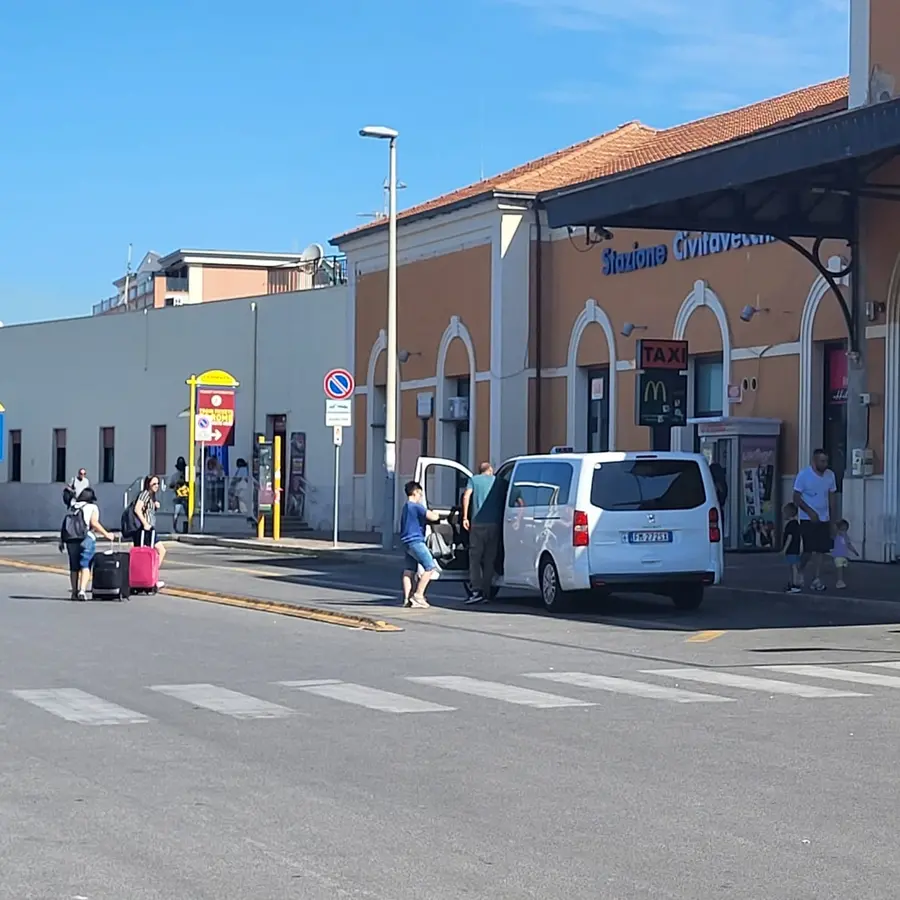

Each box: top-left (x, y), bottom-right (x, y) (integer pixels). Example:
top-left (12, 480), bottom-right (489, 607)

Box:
top-left (399, 480), bottom-right (441, 608)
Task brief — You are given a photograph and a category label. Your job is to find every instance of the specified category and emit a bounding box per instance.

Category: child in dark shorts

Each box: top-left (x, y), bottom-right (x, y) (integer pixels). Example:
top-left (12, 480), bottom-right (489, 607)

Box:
top-left (782, 502), bottom-right (802, 593)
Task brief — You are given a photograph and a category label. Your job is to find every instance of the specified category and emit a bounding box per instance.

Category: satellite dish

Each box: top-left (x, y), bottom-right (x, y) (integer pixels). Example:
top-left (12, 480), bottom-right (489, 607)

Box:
top-left (299, 243), bottom-right (324, 263)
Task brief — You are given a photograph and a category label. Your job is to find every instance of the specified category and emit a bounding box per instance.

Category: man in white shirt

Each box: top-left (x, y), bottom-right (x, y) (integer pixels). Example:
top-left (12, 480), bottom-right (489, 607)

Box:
top-left (64, 468), bottom-right (90, 506)
top-left (792, 448), bottom-right (837, 591)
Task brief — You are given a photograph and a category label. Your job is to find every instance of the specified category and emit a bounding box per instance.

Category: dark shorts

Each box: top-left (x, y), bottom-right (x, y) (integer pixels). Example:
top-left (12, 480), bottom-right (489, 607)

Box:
top-left (133, 529), bottom-right (158, 548)
top-left (785, 554), bottom-right (802, 566)
top-left (800, 520), bottom-right (833, 554)
top-left (65, 536), bottom-right (96, 572)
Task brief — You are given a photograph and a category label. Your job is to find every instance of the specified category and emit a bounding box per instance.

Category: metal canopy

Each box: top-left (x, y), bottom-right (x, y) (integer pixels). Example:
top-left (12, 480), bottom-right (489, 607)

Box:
top-left (542, 97), bottom-right (900, 239)
top-left (540, 96), bottom-right (900, 352)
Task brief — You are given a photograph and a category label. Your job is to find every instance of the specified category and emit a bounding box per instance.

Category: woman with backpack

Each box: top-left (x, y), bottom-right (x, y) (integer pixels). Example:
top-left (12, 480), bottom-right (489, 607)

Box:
top-left (58, 487), bottom-right (114, 600)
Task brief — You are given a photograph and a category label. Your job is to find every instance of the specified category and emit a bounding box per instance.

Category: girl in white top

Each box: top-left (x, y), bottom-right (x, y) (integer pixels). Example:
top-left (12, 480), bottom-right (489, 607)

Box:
top-left (59, 487), bottom-right (113, 600)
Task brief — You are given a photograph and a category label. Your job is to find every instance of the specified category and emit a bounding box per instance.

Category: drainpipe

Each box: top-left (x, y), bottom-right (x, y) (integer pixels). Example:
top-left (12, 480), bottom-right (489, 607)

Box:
top-left (533, 200), bottom-right (544, 454)
top-left (250, 301), bottom-right (259, 437)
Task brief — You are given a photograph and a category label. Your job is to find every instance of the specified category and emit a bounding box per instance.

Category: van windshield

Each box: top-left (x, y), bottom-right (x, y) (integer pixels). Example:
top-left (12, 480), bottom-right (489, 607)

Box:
top-left (590, 459), bottom-right (705, 511)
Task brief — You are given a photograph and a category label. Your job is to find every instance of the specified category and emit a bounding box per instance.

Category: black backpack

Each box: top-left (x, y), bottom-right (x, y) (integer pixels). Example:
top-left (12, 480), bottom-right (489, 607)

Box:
top-left (121, 500), bottom-right (141, 538)
top-left (61, 505), bottom-right (87, 542)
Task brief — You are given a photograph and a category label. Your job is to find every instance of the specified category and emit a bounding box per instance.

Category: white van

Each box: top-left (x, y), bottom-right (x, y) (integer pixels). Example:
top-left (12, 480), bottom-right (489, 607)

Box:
top-left (414, 450), bottom-right (724, 613)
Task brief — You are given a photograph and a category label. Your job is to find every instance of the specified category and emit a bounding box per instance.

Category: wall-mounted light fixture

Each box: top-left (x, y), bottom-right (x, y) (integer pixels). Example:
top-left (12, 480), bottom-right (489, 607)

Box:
top-left (398, 349), bottom-right (422, 364)
top-left (621, 322), bottom-right (648, 338)
top-left (739, 304), bottom-right (770, 323)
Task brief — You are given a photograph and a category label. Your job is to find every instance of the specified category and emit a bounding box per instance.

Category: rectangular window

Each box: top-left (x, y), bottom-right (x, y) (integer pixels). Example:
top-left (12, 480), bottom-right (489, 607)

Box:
top-left (9, 430), bottom-right (21, 482)
top-left (587, 367), bottom-right (610, 452)
top-left (590, 459), bottom-right (706, 511)
top-left (507, 460), bottom-right (573, 508)
top-left (52, 429), bottom-right (67, 483)
top-left (100, 427), bottom-right (115, 483)
top-left (151, 425), bottom-right (167, 476)
top-left (823, 342), bottom-right (847, 489)
top-left (454, 377), bottom-right (471, 497)
top-left (693, 356), bottom-right (724, 418)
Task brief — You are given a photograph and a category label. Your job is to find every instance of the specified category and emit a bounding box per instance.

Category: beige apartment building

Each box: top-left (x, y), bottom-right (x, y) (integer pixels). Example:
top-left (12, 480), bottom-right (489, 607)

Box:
top-left (93, 245), bottom-right (346, 315)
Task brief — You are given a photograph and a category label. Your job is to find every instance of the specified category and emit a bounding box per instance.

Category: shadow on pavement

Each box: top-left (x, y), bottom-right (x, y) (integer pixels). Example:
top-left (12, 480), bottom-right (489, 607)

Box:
top-left (226, 563), bottom-right (900, 633)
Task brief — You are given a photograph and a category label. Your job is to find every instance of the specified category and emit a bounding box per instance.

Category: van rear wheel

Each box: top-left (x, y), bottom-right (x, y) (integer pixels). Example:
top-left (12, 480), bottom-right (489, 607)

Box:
top-left (671, 585), bottom-right (704, 611)
top-left (540, 557), bottom-right (573, 613)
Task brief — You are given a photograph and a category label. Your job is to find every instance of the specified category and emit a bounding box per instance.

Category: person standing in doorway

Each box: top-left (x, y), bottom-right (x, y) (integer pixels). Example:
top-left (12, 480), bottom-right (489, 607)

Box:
top-left (792, 448), bottom-right (837, 592)
top-left (462, 462), bottom-right (504, 604)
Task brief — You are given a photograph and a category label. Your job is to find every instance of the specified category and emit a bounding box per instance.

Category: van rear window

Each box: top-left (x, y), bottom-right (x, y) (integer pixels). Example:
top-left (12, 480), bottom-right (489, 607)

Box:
top-left (590, 460), bottom-right (706, 511)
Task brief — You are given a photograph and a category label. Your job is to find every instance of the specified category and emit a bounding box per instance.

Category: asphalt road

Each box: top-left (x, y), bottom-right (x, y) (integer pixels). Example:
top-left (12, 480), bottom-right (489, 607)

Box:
top-left (3, 543), bottom-right (900, 898)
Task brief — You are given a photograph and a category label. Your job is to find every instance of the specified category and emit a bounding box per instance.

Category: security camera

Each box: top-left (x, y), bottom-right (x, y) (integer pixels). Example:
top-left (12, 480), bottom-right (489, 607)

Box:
top-left (621, 323), bottom-right (635, 337)
top-left (739, 305), bottom-right (756, 323)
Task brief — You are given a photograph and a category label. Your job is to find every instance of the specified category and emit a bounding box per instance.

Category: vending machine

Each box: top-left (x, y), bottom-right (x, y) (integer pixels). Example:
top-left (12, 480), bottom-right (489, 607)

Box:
top-left (691, 417), bottom-right (783, 553)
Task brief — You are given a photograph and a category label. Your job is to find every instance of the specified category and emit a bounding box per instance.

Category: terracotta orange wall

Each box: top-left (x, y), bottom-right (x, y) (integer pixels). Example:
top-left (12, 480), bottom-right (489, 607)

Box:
top-left (541, 230), bottom-right (848, 369)
top-left (201, 267), bottom-right (268, 302)
top-left (870, 0), bottom-right (900, 86)
top-left (731, 354), bottom-right (801, 474)
top-left (354, 243), bottom-right (492, 473)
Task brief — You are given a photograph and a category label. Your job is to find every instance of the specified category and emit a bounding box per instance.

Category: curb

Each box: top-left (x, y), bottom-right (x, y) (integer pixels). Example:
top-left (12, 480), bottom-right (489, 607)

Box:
top-left (0, 535), bottom-right (59, 544)
top-left (0, 557), bottom-right (403, 633)
top-left (173, 534), bottom-right (401, 568)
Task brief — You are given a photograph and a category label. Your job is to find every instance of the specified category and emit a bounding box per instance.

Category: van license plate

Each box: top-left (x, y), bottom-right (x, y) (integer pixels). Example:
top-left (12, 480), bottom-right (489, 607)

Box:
top-left (628, 531), bottom-right (673, 544)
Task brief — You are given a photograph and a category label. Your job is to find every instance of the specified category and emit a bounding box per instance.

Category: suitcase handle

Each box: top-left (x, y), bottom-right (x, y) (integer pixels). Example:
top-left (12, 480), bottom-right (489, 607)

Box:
top-left (138, 528), bottom-right (156, 547)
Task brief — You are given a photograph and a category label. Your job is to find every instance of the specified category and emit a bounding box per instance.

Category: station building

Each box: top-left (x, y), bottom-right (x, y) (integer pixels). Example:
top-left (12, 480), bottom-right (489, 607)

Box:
top-left (334, 0), bottom-right (900, 561)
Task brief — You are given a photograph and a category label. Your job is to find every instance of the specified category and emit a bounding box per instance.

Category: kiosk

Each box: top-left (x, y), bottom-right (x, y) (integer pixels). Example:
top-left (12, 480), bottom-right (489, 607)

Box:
top-left (691, 417), bottom-right (783, 552)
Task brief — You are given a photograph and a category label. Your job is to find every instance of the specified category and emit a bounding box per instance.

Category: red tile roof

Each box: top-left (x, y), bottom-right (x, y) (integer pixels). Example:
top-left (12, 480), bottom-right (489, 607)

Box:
top-left (333, 77), bottom-right (849, 244)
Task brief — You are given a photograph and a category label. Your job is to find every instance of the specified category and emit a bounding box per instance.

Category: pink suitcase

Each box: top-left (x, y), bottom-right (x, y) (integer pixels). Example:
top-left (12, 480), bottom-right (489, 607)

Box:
top-left (129, 531), bottom-right (160, 594)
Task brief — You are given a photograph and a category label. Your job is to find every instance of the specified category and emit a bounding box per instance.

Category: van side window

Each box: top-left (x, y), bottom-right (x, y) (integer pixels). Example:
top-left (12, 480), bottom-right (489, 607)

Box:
top-left (537, 462), bottom-right (574, 506)
top-left (508, 461), bottom-right (542, 508)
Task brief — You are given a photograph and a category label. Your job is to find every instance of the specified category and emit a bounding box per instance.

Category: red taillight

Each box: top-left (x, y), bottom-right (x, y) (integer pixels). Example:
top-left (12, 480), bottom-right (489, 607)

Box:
top-left (573, 510), bottom-right (589, 547)
top-left (708, 507), bottom-right (721, 543)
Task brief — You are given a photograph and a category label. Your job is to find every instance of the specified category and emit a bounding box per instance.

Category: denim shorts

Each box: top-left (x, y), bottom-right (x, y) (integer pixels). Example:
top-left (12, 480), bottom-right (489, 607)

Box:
top-left (403, 540), bottom-right (437, 573)
top-left (66, 535), bottom-right (96, 572)
top-left (785, 554), bottom-right (801, 566)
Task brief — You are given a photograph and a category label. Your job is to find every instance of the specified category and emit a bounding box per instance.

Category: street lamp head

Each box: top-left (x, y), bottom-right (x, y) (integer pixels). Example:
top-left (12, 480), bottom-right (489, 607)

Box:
top-left (359, 125), bottom-right (399, 140)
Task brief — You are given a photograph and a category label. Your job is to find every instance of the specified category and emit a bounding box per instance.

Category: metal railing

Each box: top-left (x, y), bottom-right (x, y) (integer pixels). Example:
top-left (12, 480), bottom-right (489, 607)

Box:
top-left (267, 255), bottom-right (347, 294)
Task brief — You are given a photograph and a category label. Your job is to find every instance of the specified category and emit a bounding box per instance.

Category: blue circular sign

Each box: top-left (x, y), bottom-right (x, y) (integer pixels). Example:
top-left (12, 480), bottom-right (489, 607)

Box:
top-left (324, 368), bottom-right (355, 400)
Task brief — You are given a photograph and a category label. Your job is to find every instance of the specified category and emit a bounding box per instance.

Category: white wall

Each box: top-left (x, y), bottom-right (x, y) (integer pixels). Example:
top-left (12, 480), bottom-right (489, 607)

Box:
top-left (0, 285), bottom-right (353, 532)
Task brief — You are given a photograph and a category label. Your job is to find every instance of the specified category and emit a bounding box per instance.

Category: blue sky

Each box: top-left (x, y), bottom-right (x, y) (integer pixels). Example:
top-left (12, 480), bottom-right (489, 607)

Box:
top-left (0, 0), bottom-right (849, 322)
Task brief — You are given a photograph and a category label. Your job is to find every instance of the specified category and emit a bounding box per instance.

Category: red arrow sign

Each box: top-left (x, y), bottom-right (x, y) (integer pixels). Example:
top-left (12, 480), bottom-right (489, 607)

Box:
top-left (197, 389), bottom-right (235, 447)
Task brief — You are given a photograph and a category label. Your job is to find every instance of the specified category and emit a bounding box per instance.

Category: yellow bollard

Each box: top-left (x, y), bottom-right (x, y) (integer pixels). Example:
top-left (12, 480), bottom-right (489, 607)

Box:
top-left (273, 434), bottom-right (282, 542)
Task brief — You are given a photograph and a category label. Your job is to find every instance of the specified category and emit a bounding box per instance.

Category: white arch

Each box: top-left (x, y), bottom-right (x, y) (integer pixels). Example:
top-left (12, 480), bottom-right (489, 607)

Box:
top-left (435, 316), bottom-right (477, 468)
top-left (882, 252), bottom-right (900, 560)
top-left (365, 329), bottom-right (387, 527)
top-left (797, 256), bottom-right (848, 468)
top-left (566, 298), bottom-right (618, 450)
top-left (671, 279), bottom-right (731, 450)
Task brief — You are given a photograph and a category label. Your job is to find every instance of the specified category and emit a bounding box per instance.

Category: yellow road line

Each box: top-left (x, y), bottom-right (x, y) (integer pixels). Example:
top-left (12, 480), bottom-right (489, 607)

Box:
top-left (0, 557), bottom-right (402, 633)
top-left (685, 630), bottom-right (726, 643)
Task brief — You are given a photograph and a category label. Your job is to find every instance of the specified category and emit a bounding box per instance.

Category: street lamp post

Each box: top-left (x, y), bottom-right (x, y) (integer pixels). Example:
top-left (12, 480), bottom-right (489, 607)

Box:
top-left (360, 125), bottom-right (399, 551)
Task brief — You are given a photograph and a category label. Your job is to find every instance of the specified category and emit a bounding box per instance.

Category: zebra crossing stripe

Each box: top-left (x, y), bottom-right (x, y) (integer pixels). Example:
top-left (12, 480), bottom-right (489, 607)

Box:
top-left (528, 671), bottom-right (733, 703)
top-left (406, 676), bottom-right (593, 708)
top-left (645, 668), bottom-right (866, 698)
top-left (763, 665), bottom-right (900, 689)
top-left (9, 689), bottom-right (150, 725)
top-left (149, 684), bottom-right (295, 719)
top-left (277, 680), bottom-right (455, 713)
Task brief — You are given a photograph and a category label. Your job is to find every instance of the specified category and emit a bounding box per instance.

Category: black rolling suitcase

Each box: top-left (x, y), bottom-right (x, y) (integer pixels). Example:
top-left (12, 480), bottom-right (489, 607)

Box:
top-left (92, 540), bottom-right (131, 601)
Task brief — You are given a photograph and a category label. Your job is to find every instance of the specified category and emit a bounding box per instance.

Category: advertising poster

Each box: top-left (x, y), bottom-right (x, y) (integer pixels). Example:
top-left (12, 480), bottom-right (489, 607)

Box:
top-left (286, 432), bottom-right (307, 519)
top-left (739, 435), bottom-right (777, 550)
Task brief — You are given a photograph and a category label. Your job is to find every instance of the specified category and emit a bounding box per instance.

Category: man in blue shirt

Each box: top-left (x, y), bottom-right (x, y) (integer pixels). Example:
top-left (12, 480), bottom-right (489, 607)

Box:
top-left (399, 480), bottom-right (441, 608)
top-left (462, 462), bottom-right (505, 604)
